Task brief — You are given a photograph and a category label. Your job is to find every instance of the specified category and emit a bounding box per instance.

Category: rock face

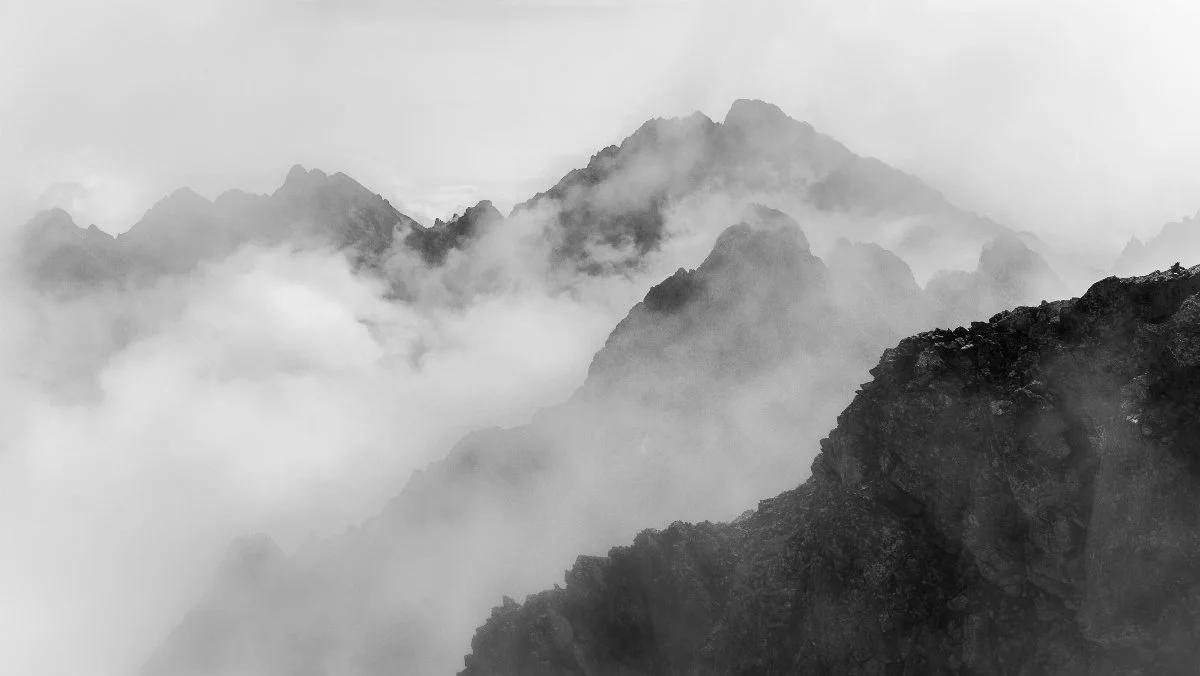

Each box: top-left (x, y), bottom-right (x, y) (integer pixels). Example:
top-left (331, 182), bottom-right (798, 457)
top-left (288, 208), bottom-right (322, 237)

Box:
top-left (462, 264), bottom-right (1200, 676)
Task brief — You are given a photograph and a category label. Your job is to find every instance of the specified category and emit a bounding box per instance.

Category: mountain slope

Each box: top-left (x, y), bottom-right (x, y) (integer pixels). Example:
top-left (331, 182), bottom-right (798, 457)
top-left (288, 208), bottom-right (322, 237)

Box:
top-left (462, 264), bottom-right (1200, 676)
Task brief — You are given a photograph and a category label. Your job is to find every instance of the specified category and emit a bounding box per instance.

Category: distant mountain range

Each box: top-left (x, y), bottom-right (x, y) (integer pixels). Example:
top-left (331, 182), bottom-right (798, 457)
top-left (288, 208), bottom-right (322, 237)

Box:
top-left (18, 100), bottom-right (1059, 295)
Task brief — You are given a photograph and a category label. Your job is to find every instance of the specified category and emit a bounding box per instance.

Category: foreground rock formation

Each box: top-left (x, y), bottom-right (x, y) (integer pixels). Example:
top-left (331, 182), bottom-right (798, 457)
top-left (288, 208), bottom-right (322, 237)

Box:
top-left (463, 264), bottom-right (1200, 676)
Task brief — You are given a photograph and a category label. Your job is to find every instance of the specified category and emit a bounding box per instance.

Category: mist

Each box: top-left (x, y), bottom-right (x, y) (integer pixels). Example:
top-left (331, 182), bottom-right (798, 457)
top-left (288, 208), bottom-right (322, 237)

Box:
top-left (0, 226), bottom-right (660, 675)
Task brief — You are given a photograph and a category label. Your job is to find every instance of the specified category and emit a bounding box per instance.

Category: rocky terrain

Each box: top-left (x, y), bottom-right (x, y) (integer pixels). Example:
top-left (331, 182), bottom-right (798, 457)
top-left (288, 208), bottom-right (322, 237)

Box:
top-left (462, 263), bottom-right (1200, 676)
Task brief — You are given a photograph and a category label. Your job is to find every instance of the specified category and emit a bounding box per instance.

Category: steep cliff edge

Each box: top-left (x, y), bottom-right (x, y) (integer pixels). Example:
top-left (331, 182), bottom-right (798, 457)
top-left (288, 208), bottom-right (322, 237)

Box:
top-left (462, 263), bottom-right (1200, 676)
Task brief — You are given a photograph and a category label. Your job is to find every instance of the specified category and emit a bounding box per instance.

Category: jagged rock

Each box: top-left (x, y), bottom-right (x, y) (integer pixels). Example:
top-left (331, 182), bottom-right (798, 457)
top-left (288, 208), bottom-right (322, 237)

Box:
top-left (462, 264), bottom-right (1200, 676)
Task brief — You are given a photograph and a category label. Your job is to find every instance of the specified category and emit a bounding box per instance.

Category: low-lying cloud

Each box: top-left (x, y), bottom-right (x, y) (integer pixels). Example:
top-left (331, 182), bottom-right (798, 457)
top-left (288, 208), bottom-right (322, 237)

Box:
top-left (0, 231), bottom-right (651, 676)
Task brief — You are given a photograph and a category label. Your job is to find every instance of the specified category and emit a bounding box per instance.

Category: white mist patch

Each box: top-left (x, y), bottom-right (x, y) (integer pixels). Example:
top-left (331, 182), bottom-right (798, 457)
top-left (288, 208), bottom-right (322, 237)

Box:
top-left (0, 244), bottom-right (632, 676)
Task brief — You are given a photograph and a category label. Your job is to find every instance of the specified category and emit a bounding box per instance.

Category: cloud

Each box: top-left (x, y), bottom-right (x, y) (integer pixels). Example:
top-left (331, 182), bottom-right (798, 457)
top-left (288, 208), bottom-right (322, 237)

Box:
top-left (0, 232), bottom-right (649, 676)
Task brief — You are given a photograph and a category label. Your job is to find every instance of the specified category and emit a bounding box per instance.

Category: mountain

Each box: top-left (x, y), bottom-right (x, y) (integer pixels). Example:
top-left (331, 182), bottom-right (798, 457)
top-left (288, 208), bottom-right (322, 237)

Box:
top-left (927, 232), bottom-right (1066, 325)
top-left (519, 99), bottom-right (1007, 279)
top-left (17, 208), bottom-right (127, 287)
top-left (462, 264), bottom-right (1200, 676)
top-left (404, 199), bottom-right (504, 265)
top-left (17, 165), bottom-right (424, 289)
top-left (19, 100), bottom-right (1025, 295)
top-left (143, 207), bottom-right (949, 676)
top-left (1113, 209), bottom-right (1200, 276)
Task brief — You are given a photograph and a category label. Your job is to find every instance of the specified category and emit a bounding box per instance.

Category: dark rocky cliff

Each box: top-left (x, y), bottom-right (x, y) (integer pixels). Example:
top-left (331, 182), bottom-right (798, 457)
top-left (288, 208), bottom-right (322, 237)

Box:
top-left (462, 263), bottom-right (1200, 676)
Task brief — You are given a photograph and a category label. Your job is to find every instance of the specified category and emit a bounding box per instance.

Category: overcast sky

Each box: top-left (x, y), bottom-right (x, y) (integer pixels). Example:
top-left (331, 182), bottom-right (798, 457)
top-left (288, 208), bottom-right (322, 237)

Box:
top-left (4, 0), bottom-right (1200, 255)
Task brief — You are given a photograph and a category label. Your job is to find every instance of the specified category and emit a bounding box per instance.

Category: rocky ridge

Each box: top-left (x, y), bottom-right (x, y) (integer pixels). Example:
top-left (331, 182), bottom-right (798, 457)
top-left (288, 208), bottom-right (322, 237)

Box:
top-left (17, 165), bottom-right (424, 290)
top-left (462, 263), bottom-right (1200, 676)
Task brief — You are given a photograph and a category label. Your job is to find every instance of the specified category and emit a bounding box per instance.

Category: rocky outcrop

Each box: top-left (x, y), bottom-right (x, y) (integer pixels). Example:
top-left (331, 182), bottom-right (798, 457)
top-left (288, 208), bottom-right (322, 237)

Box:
top-left (462, 263), bottom-right (1200, 676)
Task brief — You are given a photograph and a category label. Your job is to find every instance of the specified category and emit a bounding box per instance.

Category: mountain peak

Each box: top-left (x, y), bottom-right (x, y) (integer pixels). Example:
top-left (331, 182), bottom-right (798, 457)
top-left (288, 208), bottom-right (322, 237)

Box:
top-left (404, 199), bottom-right (505, 265)
top-left (723, 98), bottom-right (797, 129)
top-left (285, 163), bottom-right (312, 182)
top-left (159, 186), bottom-right (210, 208)
top-left (277, 164), bottom-right (332, 195)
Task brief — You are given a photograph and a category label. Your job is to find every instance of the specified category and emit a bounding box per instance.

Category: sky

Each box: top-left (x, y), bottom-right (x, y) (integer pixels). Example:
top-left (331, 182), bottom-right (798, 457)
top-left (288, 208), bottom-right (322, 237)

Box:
top-left (4, 0), bottom-right (1200, 258)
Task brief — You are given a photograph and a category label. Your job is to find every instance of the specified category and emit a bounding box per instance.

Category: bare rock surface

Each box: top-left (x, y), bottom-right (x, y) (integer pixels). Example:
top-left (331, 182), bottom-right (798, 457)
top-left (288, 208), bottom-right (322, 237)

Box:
top-left (462, 264), bottom-right (1200, 676)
